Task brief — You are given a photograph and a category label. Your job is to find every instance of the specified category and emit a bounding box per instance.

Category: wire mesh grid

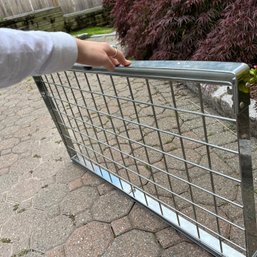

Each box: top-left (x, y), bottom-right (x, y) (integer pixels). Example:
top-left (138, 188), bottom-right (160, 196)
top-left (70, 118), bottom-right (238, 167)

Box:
top-left (35, 66), bottom-right (251, 257)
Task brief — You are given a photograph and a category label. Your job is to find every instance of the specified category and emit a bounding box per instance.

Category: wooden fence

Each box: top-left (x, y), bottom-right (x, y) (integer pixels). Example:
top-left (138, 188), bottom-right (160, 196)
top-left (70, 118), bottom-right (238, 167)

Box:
top-left (0, 0), bottom-right (102, 17)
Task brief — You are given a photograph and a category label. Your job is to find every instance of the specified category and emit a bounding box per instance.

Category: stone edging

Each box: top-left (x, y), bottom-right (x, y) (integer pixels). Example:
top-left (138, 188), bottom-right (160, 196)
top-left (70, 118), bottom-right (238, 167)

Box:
top-left (186, 82), bottom-right (257, 137)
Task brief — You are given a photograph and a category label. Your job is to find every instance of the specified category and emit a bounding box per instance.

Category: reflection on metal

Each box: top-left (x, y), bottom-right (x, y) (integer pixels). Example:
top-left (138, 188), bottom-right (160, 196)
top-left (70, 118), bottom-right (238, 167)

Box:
top-left (34, 61), bottom-right (257, 257)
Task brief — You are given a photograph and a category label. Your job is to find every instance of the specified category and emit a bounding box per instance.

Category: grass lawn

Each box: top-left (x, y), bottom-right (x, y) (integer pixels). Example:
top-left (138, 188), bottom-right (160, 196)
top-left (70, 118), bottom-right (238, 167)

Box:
top-left (70, 26), bottom-right (114, 37)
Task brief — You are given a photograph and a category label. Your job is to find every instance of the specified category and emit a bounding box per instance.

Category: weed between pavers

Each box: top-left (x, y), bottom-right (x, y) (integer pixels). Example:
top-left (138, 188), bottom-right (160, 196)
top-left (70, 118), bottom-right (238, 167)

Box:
top-left (64, 214), bottom-right (76, 225)
top-left (11, 249), bottom-right (43, 257)
top-left (17, 208), bottom-right (26, 214)
top-left (33, 154), bottom-right (41, 158)
top-left (68, 214), bottom-right (75, 222)
top-left (0, 238), bottom-right (12, 243)
top-left (144, 164), bottom-right (152, 172)
top-left (13, 204), bottom-right (19, 211)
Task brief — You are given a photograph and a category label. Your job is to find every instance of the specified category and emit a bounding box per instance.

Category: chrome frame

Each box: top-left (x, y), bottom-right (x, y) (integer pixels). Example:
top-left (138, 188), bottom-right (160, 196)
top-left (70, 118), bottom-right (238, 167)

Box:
top-left (34, 61), bottom-right (257, 257)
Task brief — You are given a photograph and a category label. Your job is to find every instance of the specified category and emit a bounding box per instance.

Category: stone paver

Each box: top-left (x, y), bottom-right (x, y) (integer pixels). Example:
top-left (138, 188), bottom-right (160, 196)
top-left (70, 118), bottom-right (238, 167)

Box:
top-left (68, 177), bottom-right (83, 191)
top-left (97, 182), bottom-right (114, 195)
top-left (7, 178), bottom-right (42, 202)
top-left (31, 215), bottom-right (74, 252)
top-left (0, 33), bottom-right (256, 257)
top-left (0, 201), bottom-right (13, 226)
top-left (111, 216), bottom-right (132, 236)
top-left (60, 186), bottom-right (99, 215)
top-left (82, 171), bottom-right (103, 186)
top-left (1, 209), bottom-right (47, 254)
top-left (0, 153), bottom-right (18, 169)
top-left (74, 209), bottom-right (93, 227)
top-left (65, 221), bottom-right (113, 257)
top-left (0, 137), bottom-right (19, 152)
top-left (0, 172), bottom-right (19, 194)
top-left (161, 242), bottom-right (213, 257)
top-left (9, 155), bottom-right (41, 179)
top-left (102, 229), bottom-right (161, 257)
top-left (0, 168), bottom-right (9, 176)
top-left (33, 183), bottom-right (69, 210)
top-left (55, 162), bottom-right (84, 184)
top-left (129, 204), bottom-right (167, 233)
top-left (46, 246), bottom-right (65, 257)
top-left (0, 244), bottom-right (12, 257)
top-left (92, 190), bottom-right (133, 222)
top-left (156, 227), bottom-right (186, 249)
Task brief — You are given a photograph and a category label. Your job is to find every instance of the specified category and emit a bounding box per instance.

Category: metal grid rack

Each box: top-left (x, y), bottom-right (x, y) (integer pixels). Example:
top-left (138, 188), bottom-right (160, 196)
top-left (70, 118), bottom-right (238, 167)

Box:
top-left (34, 61), bottom-right (257, 257)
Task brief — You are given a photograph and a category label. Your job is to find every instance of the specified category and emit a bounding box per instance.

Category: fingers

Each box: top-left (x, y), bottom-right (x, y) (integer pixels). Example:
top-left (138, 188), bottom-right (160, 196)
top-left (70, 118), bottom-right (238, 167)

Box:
top-left (111, 47), bottom-right (118, 58)
top-left (110, 56), bottom-right (120, 67)
top-left (106, 45), bottom-right (131, 67)
top-left (104, 55), bottom-right (116, 71)
top-left (115, 50), bottom-right (131, 67)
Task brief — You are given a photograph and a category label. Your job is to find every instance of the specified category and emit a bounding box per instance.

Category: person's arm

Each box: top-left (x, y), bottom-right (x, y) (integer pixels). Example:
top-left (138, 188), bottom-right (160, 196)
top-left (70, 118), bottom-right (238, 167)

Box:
top-left (0, 28), bottom-right (131, 88)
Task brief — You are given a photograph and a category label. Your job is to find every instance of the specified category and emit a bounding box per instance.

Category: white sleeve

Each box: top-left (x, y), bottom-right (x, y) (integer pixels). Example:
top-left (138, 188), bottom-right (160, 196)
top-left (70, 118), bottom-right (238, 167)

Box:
top-left (0, 28), bottom-right (78, 88)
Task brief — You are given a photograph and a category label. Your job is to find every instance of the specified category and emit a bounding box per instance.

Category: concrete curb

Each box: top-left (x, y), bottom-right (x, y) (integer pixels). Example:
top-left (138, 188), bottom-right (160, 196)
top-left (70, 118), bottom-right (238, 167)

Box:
top-left (186, 82), bottom-right (257, 137)
top-left (90, 31), bottom-right (117, 38)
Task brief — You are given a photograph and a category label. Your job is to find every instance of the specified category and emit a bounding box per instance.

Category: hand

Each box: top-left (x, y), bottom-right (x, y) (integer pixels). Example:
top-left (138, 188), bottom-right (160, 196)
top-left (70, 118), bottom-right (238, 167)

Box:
top-left (76, 39), bottom-right (131, 71)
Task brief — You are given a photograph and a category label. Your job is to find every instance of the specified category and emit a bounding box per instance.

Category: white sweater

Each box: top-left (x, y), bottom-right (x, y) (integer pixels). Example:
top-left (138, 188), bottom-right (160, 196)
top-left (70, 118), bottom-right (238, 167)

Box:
top-left (0, 28), bottom-right (78, 88)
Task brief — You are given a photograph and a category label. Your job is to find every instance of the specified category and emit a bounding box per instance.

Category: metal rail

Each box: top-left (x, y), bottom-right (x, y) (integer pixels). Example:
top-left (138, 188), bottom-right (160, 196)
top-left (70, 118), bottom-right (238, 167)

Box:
top-left (34, 61), bottom-right (257, 257)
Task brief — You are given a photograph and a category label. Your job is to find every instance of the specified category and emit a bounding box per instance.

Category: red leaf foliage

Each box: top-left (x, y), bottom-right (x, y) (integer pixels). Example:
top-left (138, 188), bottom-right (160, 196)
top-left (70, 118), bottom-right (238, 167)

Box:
top-left (103, 0), bottom-right (257, 64)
